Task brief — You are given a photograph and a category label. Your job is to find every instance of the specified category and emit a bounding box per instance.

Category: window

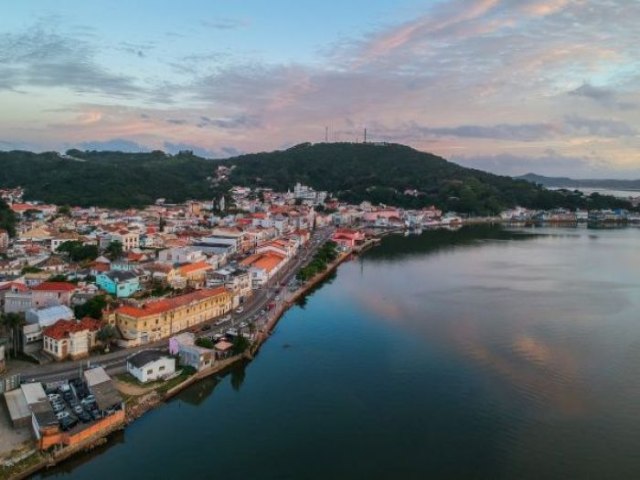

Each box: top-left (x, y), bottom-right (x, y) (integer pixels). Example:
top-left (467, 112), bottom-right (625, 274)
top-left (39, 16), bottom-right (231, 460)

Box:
top-left (159, 366), bottom-right (165, 371)
top-left (147, 369), bottom-right (153, 375)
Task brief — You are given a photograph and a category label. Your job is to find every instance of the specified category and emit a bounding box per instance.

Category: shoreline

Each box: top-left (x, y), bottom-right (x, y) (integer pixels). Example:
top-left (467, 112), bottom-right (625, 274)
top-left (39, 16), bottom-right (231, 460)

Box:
top-left (4, 244), bottom-right (353, 480)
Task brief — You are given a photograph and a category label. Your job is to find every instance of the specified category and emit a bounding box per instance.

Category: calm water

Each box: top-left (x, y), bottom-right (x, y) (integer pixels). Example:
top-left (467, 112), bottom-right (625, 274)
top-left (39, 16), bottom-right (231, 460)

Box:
top-left (38, 226), bottom-right (640, 479)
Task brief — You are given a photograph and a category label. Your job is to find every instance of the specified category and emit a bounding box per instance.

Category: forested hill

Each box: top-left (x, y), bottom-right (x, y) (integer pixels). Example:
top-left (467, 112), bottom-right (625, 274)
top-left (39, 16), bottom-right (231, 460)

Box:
top-left (0, 143), bottom-right (633, 213)
top-left (0, 150), bottom-right (218, 209)
top-left (222, 142), bottom-right (632, 213)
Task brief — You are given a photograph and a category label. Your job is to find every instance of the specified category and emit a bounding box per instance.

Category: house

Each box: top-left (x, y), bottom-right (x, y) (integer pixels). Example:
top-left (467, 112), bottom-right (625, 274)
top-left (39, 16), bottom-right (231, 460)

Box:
top-left (127, 350), bottom-right (176, 383)
top-left (158, 247), bottom-right (206, 265)
top-left (42, 317), bottom-right (102, 360)
top-left (96, 271), bottom-right (140, 298)
top-left (23, 305), bottom-right (75, 354)
top-left (31, 281), bottom-right (77, 308)
top-left (169, 332), bottom-right (214, 371)
top-left (331, 229), bottom-right (366, 249)
top-left (0, 281), bottom-right (30, 314)
top-left (240, 252), bottom-right (286, 286)
top-left (176, 261), bottom-right (212, 289)
top-left (206, 267), bottom-right (252, 307)
top-left (114, 287), bottom-right (232, 344)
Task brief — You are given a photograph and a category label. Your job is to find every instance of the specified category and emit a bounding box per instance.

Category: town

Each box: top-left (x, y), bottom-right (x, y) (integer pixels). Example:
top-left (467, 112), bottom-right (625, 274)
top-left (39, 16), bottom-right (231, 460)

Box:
top-left (1, 180), bottom-right (639, 478)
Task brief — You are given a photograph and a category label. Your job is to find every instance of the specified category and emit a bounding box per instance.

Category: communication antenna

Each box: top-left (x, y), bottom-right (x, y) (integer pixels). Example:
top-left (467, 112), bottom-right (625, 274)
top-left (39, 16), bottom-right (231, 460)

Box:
top-left (325, 126), bottom-right (328, 143)
top-left (364, 128), bottom-right (367, 143)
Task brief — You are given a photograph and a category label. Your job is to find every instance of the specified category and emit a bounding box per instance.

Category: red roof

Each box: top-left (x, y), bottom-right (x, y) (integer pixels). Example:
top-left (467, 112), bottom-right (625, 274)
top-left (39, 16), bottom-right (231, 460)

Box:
top-left (115, 287), bottom-right (229, 319)
top-left (43, 317), bottom-right (102, 340)
top-left (0, 282), bottom-right (29, 292)
top-left (32, 281), bottom-right (77, 292)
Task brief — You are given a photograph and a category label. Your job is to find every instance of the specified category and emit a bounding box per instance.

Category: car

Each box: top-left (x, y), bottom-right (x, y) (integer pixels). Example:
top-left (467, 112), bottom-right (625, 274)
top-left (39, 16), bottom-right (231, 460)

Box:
top-left (201, 324), bottom-right (212, 332)
top-left (239, 322), bottom-right (248, 329)
top-left (56, 411), bottom-right (70, 420)
top-left (73, 405), bottom-right (84, 415)
top-left (235, 307), bottom-right (244, 313)
top-left (52, 403), bottom-right (65, 413)
top-left (213, 333), bottom-right (224, 341)
top-left (60, 417), bottom-right (78, 431)
top-left (47, 393), bottom-right (61, 401)
top-left (78, 411), bottom-right (92, 423)
top-left (226, 328), bottom-right (238, 337)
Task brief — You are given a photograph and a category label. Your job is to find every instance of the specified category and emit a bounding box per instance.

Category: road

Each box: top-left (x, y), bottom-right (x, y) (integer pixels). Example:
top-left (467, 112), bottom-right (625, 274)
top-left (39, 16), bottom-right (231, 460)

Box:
top-left (11, 227), bottom-right (335, 384)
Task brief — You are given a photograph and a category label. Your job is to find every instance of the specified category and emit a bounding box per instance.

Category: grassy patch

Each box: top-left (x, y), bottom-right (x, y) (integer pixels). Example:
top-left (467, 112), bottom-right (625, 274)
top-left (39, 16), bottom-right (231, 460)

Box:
top-left (0, 451), bottom-right (45, 480)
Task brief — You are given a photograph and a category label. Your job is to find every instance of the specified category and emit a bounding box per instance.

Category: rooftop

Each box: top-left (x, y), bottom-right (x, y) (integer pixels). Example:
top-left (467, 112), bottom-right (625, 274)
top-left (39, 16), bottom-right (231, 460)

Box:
top-left (115, 287), bottom-right (228, 319)
top-left (128, 350), bottom-right (171, 368)
top-left (32, 281), bottom-right (77, 292)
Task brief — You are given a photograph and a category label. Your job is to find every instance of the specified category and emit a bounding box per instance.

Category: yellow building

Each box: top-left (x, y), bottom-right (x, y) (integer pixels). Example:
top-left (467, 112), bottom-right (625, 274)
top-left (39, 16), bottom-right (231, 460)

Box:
top-left (115, 287), bottom-right (232, 344)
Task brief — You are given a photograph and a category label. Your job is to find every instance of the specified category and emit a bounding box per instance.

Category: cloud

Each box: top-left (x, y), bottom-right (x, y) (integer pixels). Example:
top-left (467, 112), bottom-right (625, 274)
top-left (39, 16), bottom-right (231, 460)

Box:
top-left (568, 82), bottom-right (637, 111)
top-left (415, 122), bottom-right (560, 142)
top-left (563, 115), bottom-right (637, 138)
top-left (200, 18), bottom-right (248, 30)
top-left (76, 138), bottom-right (149, 152)
top-left (0, 26), bottom-right (141, 97)
top-left (452, 150), bottom-right (606, 177)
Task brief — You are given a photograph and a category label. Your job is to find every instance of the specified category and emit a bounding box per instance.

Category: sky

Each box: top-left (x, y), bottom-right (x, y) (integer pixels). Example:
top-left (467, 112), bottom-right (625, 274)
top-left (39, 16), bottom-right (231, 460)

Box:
top-left (1, 0), bottom-right (639, 178)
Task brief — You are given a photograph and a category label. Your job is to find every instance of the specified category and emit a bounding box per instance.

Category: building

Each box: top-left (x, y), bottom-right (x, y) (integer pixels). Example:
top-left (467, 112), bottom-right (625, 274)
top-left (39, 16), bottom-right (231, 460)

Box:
top-left (0, 344), bottom-right (5, 373)
top-left (0, 228), bottom-right (8, 252)
top-left (331, 229), bottom-right (366, 249)
top-left (114, 287), bottom-right (232, 344)
top-left (127, 350), bottom-right (176, 383)
top-left (169, 332), bottom-right (214, 371)
top-left (31, 281), bottom-right (77, 308)
top-left (96, 271), bottom-right (140, 298)
top-left (176, 261), bottom-right (212, 289)
top-left (109, 230), bottom-right (140, 251)
top-left (23, 305), bottom-right (76, 354)
top-left (42, 317), bottom-right (102, 360)
top-left (158, 247), bottom-right (206, 265)
top-left (240, 252), bottom-right (286, 286)
top-left (206, 267), bottom-right (252, 307)
top-left (193, 228), bottom-right (244, 255)
top-left (0, 281), bottom-right (30, 314)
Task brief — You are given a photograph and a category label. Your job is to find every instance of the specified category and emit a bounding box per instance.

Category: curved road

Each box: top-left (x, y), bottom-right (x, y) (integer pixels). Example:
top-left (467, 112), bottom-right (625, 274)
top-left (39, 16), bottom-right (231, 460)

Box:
top-left (12, 227), bottom-right (335, 383)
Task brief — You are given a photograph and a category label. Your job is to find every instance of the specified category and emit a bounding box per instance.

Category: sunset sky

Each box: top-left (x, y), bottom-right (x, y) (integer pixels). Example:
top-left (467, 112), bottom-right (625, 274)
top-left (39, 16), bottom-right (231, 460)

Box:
top-left (2, 0), bottom-right (639, 177)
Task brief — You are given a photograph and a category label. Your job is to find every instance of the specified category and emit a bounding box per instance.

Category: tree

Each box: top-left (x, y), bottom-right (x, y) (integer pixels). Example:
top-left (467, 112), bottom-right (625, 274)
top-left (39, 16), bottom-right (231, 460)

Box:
top-left (195, 337), bottom-right (214, 349)
top-left (57, 240), bottom-right (98, 262)
top-left (232, 334), bottom-right (250, 355)
top-left (74, 295), bottom-right (107, 320)
top-left (0, 312), bottom-right (25, 358)
top-left (96, 324), bottom-right (117, 352)
top-left (105, 241), bottom-right (123, 261)
top-left (57, 205), bottom-right (71, 217)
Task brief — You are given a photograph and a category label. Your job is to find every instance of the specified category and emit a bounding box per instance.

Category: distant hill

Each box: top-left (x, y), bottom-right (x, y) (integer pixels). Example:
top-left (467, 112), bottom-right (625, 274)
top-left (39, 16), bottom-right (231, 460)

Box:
top-left (0, 150), bottom-right (220, 209)
top-left (0, 143), bottom-right (634, 213)
top-left (518, 173), bottom-right (640, 191)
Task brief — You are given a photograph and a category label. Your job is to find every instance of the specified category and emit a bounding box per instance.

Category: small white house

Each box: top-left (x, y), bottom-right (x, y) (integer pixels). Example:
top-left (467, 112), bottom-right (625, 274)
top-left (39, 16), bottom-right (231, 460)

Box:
top-left (126, 350), bottom-right (176, 383)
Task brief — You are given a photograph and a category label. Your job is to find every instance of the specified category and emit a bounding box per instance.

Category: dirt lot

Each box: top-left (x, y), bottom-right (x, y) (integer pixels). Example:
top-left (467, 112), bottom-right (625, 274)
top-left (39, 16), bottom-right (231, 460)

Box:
top-left (0, 401), bottom-right (33, 463)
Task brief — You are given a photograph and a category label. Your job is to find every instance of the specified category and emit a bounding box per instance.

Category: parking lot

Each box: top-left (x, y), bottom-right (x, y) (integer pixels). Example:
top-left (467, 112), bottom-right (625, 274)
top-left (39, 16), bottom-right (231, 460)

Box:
top-left (45, 378), bottom-right (112, 433)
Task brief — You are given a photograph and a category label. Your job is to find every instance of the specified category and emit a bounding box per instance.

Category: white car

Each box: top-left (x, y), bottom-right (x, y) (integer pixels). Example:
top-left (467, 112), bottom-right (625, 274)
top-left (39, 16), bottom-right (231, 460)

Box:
top-left (56, 411), bottom-right (70, 420)
top-left (235, 307), bottom-right (244, 314)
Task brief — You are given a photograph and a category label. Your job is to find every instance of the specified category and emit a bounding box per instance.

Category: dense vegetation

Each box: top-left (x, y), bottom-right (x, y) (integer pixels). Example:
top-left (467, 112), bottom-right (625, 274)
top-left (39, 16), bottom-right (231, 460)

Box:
top-left (0, 198), bottom-right (17, 237)
top-left (0, 143), bottom-right (633, 214)
top-left (0, 150), bottom-right (220, 208)
top-left (57, 240), bottom-right (99, 262)
top-left (225, 143), bottom-right (634, 214)
top-left (296, 240), bottom-right (339, 282)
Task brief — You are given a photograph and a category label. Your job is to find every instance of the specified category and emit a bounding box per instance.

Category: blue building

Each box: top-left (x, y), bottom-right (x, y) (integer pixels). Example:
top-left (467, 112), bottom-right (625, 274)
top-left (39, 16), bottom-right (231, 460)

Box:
top-left (96, 271), bottom-right (140, 298)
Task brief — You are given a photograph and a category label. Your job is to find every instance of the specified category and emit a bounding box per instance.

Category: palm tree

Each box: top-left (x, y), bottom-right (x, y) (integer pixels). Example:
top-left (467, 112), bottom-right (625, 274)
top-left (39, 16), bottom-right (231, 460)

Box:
top-left (0, 312), bottom-right (25, 358)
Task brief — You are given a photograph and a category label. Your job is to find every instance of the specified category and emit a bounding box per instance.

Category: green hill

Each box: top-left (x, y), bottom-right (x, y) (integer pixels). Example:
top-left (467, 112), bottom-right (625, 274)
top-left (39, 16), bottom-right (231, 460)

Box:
top-left (0, 143), bottom-right (633, 213)
top-left (222, 142), bottom-right (632, 213)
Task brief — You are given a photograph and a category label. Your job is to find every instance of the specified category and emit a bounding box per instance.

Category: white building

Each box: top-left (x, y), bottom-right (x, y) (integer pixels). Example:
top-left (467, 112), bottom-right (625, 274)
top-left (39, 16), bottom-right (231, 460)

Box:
top-left (126, 350), bottom-right (176, 383)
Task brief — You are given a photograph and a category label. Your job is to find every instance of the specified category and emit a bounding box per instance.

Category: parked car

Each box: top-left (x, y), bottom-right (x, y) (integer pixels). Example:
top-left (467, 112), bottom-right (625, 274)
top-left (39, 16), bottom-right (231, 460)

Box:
top-left (78, 411), bottom-right (92, 423)
top-left (60, 417), bottom-right (77, 431)
top-left (56, 411), bottom-right (70, 420)
top-left (235, 307), bottom-right (244, 314)
top-left (201, 324), bottom-right (212, 332)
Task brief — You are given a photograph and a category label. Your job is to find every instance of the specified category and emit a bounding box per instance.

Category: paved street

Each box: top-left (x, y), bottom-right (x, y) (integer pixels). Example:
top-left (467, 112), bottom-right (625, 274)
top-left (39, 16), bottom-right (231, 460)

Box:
top-left (6, 227), bottom-right (334, 384)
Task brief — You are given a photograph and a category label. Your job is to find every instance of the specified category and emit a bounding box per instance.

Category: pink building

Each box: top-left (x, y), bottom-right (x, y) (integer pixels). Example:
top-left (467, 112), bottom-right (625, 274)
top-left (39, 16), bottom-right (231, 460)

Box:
top-left (31, 282), bottom-right (77, 308)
